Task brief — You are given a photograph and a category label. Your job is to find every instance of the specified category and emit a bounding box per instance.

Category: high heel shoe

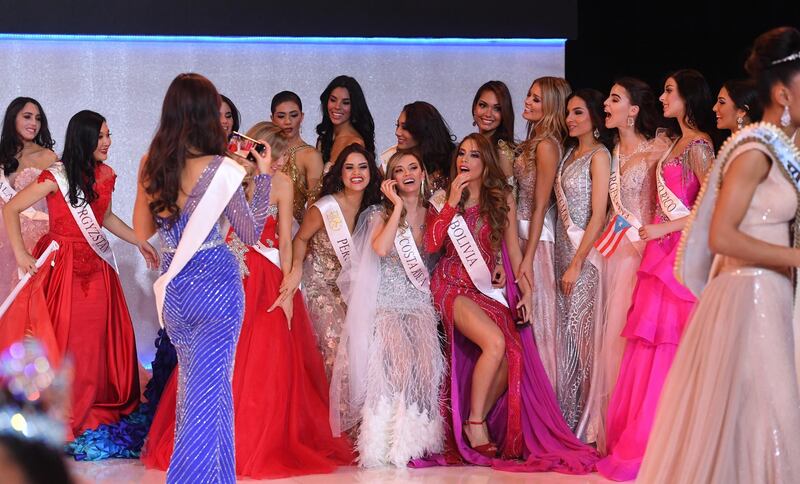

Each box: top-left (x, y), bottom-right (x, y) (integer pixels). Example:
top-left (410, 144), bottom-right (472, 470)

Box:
top-left (463, 419), bottom-right (498, 458)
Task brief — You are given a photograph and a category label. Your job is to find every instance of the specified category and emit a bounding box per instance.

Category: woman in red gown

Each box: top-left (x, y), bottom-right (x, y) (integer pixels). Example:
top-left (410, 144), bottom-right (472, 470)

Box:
top-left (142, 123), bottom-right (353, 479)
top-left (1, 110), bottom-right (158, 439)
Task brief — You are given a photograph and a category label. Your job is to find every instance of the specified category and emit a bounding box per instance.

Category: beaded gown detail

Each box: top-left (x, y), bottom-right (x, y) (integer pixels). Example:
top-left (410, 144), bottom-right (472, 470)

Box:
top-left (639, 132), bottom-right (800, 484)
top-left (598, 139), bottom-right (713, 480)
top-left (282, 144), bottom-right (318, 223)
top-left (152, 157), bottom-right (270, 484)
top-left (0, 163), bottom-right (139, 440)
top-left (418, 201), bottom-right (598, 473)
top-left (553, 146), bottom-right (609, 437)
top-left (0, 167), bottom-right (48, 301)
top-left (302, 226), bottom-right (347, 380)
top-left (142, 203), bottom-right (354, 479)
top-left (331, 206), bottom-right (445, 467)
top-left (513, 139), bottom-right (558, 387)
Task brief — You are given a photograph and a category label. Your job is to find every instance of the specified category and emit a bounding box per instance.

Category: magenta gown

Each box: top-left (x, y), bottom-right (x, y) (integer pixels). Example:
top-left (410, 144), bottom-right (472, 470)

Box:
top-left (597, 138), bottom-right (714, 481)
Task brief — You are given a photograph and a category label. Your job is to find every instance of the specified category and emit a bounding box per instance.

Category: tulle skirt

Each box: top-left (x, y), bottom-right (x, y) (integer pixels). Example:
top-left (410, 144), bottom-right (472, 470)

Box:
top-left (638, 268), bottom-right (800, 484)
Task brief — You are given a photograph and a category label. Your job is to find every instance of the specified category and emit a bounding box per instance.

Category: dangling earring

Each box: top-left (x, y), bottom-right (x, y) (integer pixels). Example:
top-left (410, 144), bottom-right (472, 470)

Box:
top-left (781, 104), bottom-right (791, 127)
top-left (626, 117), bottom-right (634, 127)
top-left (593, 128), bottom-right (600, 139)
top-left (736, 116), bottom-right (744, 130)
top-left (472, 120), bottom-right (477, 127)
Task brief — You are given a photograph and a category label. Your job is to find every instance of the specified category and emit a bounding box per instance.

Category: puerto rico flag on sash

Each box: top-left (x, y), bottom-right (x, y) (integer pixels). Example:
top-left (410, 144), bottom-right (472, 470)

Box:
top-left (594, 214), bottom-right (632, 257)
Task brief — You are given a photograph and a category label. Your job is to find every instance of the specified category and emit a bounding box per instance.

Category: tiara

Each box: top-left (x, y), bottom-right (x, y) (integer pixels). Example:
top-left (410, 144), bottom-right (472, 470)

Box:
top-left (771, 51), bottom-right (800, 65)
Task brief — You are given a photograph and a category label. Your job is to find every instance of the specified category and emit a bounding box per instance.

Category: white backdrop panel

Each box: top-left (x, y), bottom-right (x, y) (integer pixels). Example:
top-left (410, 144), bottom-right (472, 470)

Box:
top-left (0, 38), bottom-right (564, 364)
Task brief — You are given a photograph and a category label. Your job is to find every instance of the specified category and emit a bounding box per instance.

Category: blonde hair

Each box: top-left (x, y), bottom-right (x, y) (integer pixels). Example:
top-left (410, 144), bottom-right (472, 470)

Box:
top-left (245, 121), bottom-right (288, 161)
top-left (520, 76), bottom-right (571, 160)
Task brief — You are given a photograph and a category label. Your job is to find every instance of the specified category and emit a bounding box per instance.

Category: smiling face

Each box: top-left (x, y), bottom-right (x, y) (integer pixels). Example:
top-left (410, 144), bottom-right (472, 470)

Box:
top-left (455, 138), bottom-right (485, 183)
top-left (390, 153), bottom-right (423, 194)
top-left (659, 77), bottom-right (685, 120)
top-left (522, 82), bottom-right (544, 123)
top-left (712, 86), bottom-right (743, 131)
top-left (327, 87), bottom-right (352, 126)
top-left (566, 96), bottom-right (593, 138)
top-left (395, 110), bottom-right (418, 149)
top-left (220, 101), bottom-right (234, 136)
top-left (15, 102), bottom-right (42, 143)
top-left (341, 151), bottom-right (370, 191)
top-left (271, 101), bottom-right (303, 140)
top-left (473, 90), bottom-right (502, 134)
top-left (604, 84), bottom-right (637, 129)
top-left (93, 122), bottom-right (111, 162)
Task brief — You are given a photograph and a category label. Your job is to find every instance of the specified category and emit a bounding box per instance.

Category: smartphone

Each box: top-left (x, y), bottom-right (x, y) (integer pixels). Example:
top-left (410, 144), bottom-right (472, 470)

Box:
top-left (230, 131), bottom-right (267, 162)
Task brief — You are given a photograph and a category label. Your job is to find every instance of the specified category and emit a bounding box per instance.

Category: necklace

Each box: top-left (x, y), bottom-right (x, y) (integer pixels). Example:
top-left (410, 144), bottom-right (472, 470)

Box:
top-left (618, 140), bottom-right (648, 163)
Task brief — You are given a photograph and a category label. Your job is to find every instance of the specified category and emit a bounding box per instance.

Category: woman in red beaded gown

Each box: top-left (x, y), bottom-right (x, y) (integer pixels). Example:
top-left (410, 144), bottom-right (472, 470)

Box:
top-left (142, 123), bottom-right (353, 479)
top-left (1, 111), bottom-right (157, 439)
top-left (420, 133), bottom-right (597, 473)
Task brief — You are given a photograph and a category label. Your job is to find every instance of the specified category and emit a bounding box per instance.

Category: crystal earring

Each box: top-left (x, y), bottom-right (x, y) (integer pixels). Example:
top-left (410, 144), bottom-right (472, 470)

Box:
top-left (736, 116), bottom-right (744, 130)
top-left (593, 128), bottom-right (600, 139)
top-left (781, 104), bottom-right (791, 127)
top-left (626, 117), bottom-right (634, 127)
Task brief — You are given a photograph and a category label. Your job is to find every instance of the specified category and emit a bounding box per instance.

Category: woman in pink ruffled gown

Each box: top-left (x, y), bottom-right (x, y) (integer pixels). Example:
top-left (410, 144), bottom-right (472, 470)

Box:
top-left (598, 69), bottom-right (716, 481)
top-left (0, 97), bottom-right (56, 301)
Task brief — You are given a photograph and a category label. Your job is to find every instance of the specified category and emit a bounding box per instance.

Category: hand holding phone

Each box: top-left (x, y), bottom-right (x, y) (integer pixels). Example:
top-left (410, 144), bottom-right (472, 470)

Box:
top-left (230, 131), bottom-right (268, 163)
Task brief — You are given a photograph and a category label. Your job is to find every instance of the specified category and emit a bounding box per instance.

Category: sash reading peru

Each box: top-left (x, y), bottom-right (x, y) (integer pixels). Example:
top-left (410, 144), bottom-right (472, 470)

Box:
top-left (315, 195), bottom-right (354, 266)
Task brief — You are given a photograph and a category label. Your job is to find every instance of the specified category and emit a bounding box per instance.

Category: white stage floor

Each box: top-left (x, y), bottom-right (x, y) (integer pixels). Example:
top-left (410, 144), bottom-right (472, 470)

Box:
top-left (70, 459), bottom-right (614, 483)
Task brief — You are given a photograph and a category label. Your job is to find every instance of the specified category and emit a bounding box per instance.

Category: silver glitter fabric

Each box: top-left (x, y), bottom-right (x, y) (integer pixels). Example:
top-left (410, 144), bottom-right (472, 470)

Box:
top-left (356, 207), bottom-right (445, 467)
top-left (553, 146), bottom-right (609, 432)
top-left (157, 157), bottom-right (270, 484)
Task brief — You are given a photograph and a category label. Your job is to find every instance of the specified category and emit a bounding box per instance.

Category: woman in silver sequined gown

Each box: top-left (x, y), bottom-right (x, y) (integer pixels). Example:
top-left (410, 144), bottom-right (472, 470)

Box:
top-left (553, 90), bottom-right (611, 439)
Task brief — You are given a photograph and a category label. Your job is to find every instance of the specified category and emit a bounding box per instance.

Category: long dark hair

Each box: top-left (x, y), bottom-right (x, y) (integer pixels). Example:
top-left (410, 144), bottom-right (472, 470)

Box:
top-left (566, 89), bottom-right (614, 151)
top-left (61, 110), bottom-right (106, 207)
top-left (613, 77), bottom-right (666, 139)
top-left (664, 69), bottom-right (721, 146)
top-left (220, 94), bottom-right (240, 134)
top-left (401, 101), bottom-right (455, 177)
top-left (319, 143), bottom-right (382, 216)
top-left (472, 80), bottom-right (515, 146)
top-left (745, 26), bottom-right (800, 110)
top-left (0, 97), bottom-right (55, 175)
top-left (722, 78), bottom-right (763, 122)
top-left (447, 133), bottom-right (510, 251)
top-left (315, 76), bottom-right (375, 162)
top-left (143, 73), bottom-right (227, 225)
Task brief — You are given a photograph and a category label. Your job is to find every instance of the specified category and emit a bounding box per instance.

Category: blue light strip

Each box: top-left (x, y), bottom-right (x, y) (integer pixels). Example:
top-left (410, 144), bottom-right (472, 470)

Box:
top-left (0, 33), bottom-right (565, 47)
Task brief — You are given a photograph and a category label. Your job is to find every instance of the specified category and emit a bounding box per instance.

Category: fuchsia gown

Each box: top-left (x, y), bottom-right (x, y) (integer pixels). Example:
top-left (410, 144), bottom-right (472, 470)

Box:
top-left (419, 200), bottom-right (597, 473)
top-left (598, 138), bottom-right (714, 480)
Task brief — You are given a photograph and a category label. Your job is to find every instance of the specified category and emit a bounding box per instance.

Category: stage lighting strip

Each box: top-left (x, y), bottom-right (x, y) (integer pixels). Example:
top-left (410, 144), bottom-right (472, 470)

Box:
top-left (0, 33), bottom-right (565, 47)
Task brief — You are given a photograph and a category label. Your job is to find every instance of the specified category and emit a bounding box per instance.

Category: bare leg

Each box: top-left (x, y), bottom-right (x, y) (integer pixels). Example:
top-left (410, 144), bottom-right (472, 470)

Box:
top-left (453, 295), bottom-right (507, 447)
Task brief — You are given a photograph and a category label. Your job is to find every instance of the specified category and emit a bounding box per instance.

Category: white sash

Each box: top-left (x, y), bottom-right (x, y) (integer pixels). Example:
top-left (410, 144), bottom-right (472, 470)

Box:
top-left (47, 163), bottom-right (118, 273)
top-left (609, 145), bottom-right (642, 242)
top-left (429, 190), bottom-right (507, 306)
top-left (655, 138), bottom-right (690, 221)
top-left (0, 240), bottom-right (60, 319)
top-left (153, 157), bottom-right (246, 328)
top-left (554, 147), bottom-right (603, 269)
top-left (251, 240), bottom-right (281, 269)
top-left (518, 204), bottom-right (556, 243)
top-left (314, 195), bottom-right (354, 266)
top-left (0, 173), bottom-right (48, 221)
top-left (393, 227), bottom-right (430, 293)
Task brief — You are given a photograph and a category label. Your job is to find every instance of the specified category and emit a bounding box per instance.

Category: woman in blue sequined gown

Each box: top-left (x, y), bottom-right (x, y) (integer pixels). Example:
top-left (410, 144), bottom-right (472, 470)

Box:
top-left (133, 73), bottom-right (271, 484)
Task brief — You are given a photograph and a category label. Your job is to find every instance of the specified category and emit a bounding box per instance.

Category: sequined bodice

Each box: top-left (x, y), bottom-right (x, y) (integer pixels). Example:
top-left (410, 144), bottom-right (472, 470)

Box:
top-left (615, 139), bottom-right (664, 224)
top-left (377, 227), bottom-right (431, 309)
top-left (558, 146), bottom-right (609, 229)
top-left (654, 139), bottom-right (712, 223)
top-left (282, 144), bottom-right (315, 222)
top-left (259, 204), bottom-right (280, 247)
top-left (307, 229), bottom-right (342, 283)
top-left (156, 157), bottom-right (271, 271)
top-left (513, 137), bottom-right (560, 221)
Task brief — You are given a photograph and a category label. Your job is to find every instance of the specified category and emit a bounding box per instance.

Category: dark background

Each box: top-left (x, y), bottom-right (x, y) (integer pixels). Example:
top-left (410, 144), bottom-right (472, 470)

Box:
top-left (1, 0), bottom-right (798, 94)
